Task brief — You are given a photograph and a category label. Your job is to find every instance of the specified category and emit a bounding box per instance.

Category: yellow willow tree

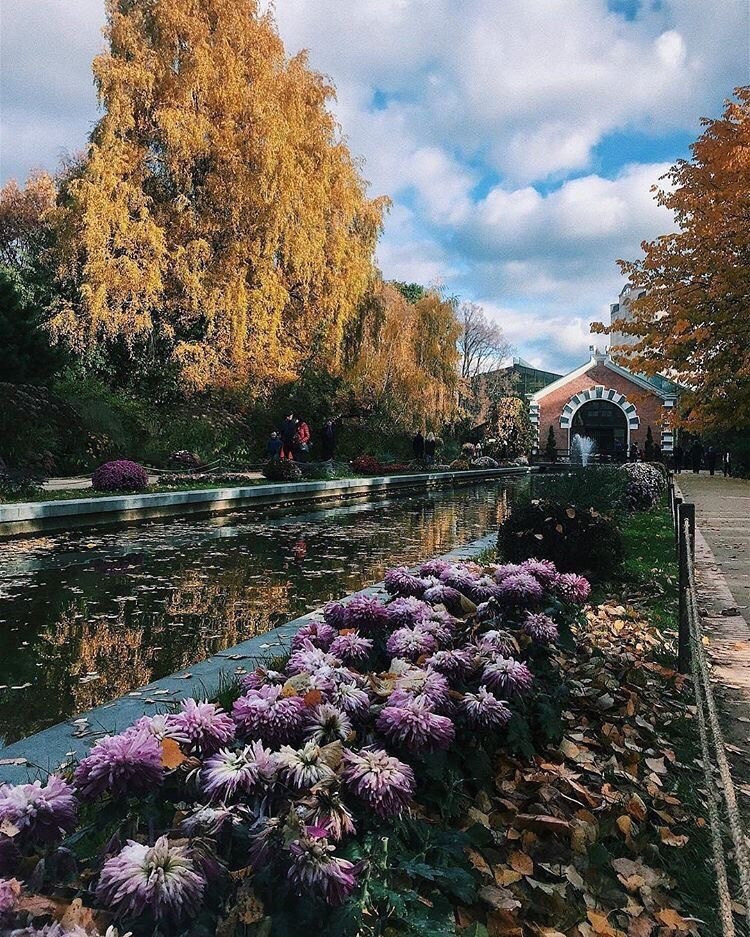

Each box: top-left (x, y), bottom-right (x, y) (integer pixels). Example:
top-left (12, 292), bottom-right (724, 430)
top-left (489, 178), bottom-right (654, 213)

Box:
top-left (344, 282), bottom-right (461, 429)
top-left (53, 0), bottom-right (386, 390)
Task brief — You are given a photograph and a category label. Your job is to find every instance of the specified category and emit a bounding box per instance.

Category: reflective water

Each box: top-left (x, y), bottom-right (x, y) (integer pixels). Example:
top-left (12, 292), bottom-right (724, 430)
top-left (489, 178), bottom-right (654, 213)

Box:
top-left (0, 481), bottom-right (516, 743)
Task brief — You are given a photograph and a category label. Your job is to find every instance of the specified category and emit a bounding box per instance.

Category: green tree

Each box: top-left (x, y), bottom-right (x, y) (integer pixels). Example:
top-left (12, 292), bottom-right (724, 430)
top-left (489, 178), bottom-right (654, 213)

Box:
top-left (545, 425), bottom-right (557, 462)
top-left (0, 270), bottom-right (65, 385)
top-left (391, 281), bottom-right (426, 305)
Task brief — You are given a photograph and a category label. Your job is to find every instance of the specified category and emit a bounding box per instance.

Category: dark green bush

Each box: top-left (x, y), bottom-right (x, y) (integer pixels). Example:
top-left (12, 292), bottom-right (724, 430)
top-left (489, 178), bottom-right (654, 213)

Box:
top-left (0, 469), bottom-right (43, 503)
top-left (529, 466), bottom-right (627, 515)
top-left (298, 460), bottom-right (349, 480)
top-left (262, 459), bottom-right (303, 482)
top-left (498, 498), bottom-right (623, 580)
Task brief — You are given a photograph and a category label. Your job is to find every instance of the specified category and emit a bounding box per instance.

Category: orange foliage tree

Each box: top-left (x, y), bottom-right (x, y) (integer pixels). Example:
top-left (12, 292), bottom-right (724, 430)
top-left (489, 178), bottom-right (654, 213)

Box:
top-left (593, 86), bottom-right (750, 432)
top-left (0, 173), bottom-right (57, 281)
top-left (53, 0), bottom-right (386, 391)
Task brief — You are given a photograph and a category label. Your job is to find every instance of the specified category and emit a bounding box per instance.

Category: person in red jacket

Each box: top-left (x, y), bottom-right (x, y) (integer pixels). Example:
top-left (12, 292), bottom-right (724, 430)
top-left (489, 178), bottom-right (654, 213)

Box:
top-left (294, 418), bottom-right (311, 461)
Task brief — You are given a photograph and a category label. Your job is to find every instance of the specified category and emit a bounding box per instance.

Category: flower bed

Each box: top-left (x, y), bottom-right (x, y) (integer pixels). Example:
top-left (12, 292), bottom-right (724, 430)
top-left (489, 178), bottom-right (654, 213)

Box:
top-left (91, 460), bottom-right (148, 493)
top-left (0, 556), bottom-right (589, 935)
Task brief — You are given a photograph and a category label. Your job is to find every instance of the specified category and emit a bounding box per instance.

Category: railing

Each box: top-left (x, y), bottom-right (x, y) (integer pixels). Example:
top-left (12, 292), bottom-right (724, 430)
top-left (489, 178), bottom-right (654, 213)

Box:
top-left (667, 472), bottom-right (750, 936)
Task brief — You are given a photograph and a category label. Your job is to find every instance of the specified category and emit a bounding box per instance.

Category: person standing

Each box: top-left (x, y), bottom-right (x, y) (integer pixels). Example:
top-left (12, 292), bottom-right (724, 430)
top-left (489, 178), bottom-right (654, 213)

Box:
top-left (673, 442), bottom-right (683, 474)
top-left (424, 433), bottom-right (436, 465)
top-left (706, 445), bottom-right (717, 476)
top-left (629, 442), bottom-right (639, 462)
top-left (294, 417), bottom-right (311, 462)
top-left (280, 413), bottom-right (298, 460)
top-left (321, 419), bottom-right (336, 461)
top-left (723, 450), bottom-right (731, 478)
top-left (691, 440), bottom-right (704, 474)
top-left (266, 431), bottom-right (282, 460)
top-left (412, 430), bottom-right (425, 461)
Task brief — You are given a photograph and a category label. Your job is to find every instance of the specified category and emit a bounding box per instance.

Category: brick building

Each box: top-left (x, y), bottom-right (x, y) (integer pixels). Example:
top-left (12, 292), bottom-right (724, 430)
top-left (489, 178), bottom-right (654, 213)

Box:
top-left (529, 349), bottom-right (679, 457)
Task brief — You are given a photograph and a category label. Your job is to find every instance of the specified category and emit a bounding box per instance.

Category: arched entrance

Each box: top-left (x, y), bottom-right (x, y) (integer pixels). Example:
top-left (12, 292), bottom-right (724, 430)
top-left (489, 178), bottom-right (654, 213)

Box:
top-left (570, 400), bottom-right (628, 456)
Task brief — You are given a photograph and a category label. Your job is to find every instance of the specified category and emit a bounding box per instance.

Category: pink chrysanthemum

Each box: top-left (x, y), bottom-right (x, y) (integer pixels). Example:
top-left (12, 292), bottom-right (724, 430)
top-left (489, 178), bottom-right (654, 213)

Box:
top-left (240, 667), bottom-right (287, 692)
top-left (291, 621), bottom-right (336, 652)
top-left (481, 657), bottom-right (534, 697)
top-left (495, 572), bottom-right (544, 605)
top-left (418, 558), bottom-right (451, 578)
top-left (338, 594), bottom-right (392, 633)
top-left (287, 827), bottom-right (358, 906)
top-left (304, 704), bottom-right (353, 745)
top-left (330, 682), bottom-right (371, 721)
top-left (328, 631), bottom-right (373, 666)
top-left (520, 558), bottom-right (559, 587)
top-left (426, 647), bottom-right (475, 681)
top-left (0, 877), bottom-right (21, 916)
top-left (0, 776), bottom-right (77, 844)
top-left (202, 741), bottom-right (278, 801)
top-left (232, 686), bottom-right (306, 746)
top-left (422, 583), bottom-right (464, 614)
top-left (493, 563), bottom-right (526, 582)
top-left (129, 714), bottom-right (189, 746)
top-left (384, 566), bottom-right (429, 598)
top-left (167, 699), bottom-right (235, 756)
top-left (277, 741), bottom-right (337, 789)
top-left (342, 747), bottom-right (415, 818)
top-left (523, 612), bottom-right (559, 644)
top-left (393, 669), bottom-right (450, 709)
top-left (377, 697), bottom-right (455, 752)
top-left (301, 789), bottom-right (357, 841)
top-left (474, 629), bottom-right (518, 658)
top-left (74, 728), bottom-right (164, 800)
top-left (96, 836), bottom-right (206, 922)
top-left (386, 626), bottom-right (438, 662)
top-left (555, 572), bottom-right (591, 604)
top-left (248, 816), bottom-right (283, 867)
top-left (386, 596), bottom-right (432, 628)
top-left (287, 641), bottom-right (340, 676)
top-left (460, 687), bottom-right (513, 729)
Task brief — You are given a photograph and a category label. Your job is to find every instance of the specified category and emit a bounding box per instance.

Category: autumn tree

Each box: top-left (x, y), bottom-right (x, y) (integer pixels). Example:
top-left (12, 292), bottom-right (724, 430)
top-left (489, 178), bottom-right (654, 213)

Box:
top-left (53, 0), bottom-right (386, 391)
top-left (593, 86), bottom-right (750, 432)
top-left (0, 172), bottom-right (59, 305)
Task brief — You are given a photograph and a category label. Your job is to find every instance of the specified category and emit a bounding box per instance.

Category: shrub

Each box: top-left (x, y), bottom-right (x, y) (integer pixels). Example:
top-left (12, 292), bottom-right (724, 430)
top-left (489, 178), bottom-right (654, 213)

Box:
top-left (433, 463), bottom-right (451, 471)
top-left (91, 460), bottom-right (149, 492)
top-left (0, 469), bottom-right (43, 503)
top-left (159, 472), bottom-right (255, 487)
top-left (622, 462), bottom-right (666, 512)
top-left (530, 466), bottom-right (627, 515)
top-left (645, 460), bottom-right (668, 481)
top-left (261, 460), bottom-right (303, 482)
top-left (461, 442), bottom-right (476, 457)
top-left (498, 498), bottom-right (623, 580)
top-left (168, 450), bottom-right (202, 469)
top-left (298, 461), bottom-right (349, 480)
top-left (472, 456), bottom-right (499, 468)
top-left (450, 459), bottom-right (471, 471)
top-left (352, 455), bottom-right (383, 475)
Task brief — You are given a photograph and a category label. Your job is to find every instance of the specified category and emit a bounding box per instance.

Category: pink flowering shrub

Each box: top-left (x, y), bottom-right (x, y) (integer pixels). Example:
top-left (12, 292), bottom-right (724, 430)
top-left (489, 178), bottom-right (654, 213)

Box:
top-left (0, 553), bottom-right (589, 934)
top-left (91, 459), bottom-right (148, 492)
top-left (622, 461), bottom-right (667, 511)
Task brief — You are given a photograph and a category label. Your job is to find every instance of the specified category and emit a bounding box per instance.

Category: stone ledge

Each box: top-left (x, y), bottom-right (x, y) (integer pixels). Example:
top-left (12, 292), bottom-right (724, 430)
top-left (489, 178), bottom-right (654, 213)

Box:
top-left (0, 531), bottom-right (498, 784)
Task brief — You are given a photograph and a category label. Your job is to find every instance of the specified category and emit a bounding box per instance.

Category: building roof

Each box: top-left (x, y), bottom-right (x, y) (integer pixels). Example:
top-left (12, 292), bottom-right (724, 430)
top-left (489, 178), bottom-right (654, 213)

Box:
top-left (529, 351), bottom-right (678, 403)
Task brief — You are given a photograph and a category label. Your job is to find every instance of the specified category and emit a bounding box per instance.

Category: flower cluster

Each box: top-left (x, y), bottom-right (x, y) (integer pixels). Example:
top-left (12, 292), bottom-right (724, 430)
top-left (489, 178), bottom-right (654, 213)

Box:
top-left (623, 462), bottom-right (666, 511)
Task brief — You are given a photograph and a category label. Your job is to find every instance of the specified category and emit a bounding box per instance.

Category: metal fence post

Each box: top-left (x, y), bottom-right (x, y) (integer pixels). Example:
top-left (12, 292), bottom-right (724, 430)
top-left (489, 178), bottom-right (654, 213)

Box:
top-left (677, 502), bottom-right (695, 674)
top-left (674, 495), bottom-right (683, 551)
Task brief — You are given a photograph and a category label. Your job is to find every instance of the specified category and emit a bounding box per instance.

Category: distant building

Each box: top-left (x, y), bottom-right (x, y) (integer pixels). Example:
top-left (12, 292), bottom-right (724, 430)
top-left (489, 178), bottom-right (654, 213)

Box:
top-left (478, 357), bottom-right (562, 398)
top-left (609, 283), bottom-right (646, 351)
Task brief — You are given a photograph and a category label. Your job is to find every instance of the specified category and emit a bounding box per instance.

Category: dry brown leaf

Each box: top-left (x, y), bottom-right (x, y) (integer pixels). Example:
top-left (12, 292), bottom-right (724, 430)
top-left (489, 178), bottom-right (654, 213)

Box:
top-left (514, 813), bottom-right (571, 835)
top-left (508, 850), bottom-right (534, 875)
top-left (626, 794), bottom-right (647, 822)
top-left (495, 867), bottom-right (523, 885)
top-left (303, 689), bottom-right (323, 707)
top-left (658, 827), bottom-right (689, 847)
top-left (654, 908), bottom-right (692, 931)
top-left (59, 898), bottom-right (101, 933)
top-left (466, 847), bottom-right (492, 877)
top-left (161, 737), bottom-right (186, 770)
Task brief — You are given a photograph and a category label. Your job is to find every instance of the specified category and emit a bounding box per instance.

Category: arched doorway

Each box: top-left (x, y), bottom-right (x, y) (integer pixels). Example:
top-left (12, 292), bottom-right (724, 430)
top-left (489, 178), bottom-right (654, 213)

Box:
top-left (570, 400), bottom-right (627, 456)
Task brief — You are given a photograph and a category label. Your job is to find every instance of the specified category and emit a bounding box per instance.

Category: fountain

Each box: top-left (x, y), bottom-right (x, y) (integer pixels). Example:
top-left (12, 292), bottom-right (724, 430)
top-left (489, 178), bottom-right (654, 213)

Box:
top-left (570, 434), bottom-right (596, 467)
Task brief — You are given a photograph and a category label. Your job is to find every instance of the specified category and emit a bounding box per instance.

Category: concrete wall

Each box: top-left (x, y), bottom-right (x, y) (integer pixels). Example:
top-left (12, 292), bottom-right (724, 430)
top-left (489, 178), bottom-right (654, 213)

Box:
top-left (0, 468), bottom-right (528, 538)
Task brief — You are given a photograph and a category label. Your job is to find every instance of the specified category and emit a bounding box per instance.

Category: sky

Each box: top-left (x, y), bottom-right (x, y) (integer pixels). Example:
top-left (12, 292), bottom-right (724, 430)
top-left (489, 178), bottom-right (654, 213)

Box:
top-left (2, 0), bottom-right (748, 372)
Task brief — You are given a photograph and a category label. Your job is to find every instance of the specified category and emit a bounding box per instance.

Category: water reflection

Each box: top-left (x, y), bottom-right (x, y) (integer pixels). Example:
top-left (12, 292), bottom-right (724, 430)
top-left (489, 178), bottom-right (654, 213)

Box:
top-left (0, 482), bottom-right (514, 743)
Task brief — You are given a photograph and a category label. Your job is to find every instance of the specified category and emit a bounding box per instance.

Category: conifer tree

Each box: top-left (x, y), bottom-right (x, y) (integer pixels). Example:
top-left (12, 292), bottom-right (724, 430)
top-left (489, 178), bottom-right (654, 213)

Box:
top-left (545, 425), bottom-right (557, 462)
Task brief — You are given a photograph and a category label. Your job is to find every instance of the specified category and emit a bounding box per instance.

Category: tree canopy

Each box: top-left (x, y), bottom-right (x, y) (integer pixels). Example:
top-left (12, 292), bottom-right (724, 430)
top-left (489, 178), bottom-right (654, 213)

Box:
top-left (593, 86), bottom-right (750, 432)
top-left (51, 0), bottom-right (387, 391)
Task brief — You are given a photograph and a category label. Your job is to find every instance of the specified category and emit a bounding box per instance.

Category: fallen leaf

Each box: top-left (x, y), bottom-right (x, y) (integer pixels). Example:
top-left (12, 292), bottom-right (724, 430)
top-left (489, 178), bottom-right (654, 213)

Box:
top-left (654, 908), bottom-right (691, 931)
top-left (658, 827), bottom-right (689, 847)
top-left (509, 850), bottom-right (534, 876)
top-left (161, 737), bottom-right (186, 770)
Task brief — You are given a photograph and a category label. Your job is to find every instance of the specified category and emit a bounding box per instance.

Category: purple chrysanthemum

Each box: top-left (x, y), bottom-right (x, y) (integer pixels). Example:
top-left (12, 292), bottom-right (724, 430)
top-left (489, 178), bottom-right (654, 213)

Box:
top-left (465, 576), bottom-right (501, 604)
top-left (481, 657), bottom-right (534, 697)
top-left (202, 741), bottom-right (278, 801)
top-left (0, 776), bottom-right (77, 845)
top-left (523, 611), bottom-right (559, 644)
top-left (460, 687), bottom-right (513, 729)
top-left (422, 583), bottom-right (465, 614)
top-left (232, 686), bottom-right (306, 746)
top-left (418, 558), bottom-right (451, 578)
top-left (520, 558), bottom-right (559, 587)
top-left (129, 714), bottom-right (189, 746)
top-left (328, 631), bottom-right (373, 666)
top-left (168, 699), bottom-right (235, 756)
top-left (474, 629), bottom-right (518, 658)
top-left (96, 836), bottom-right (206, 922)
top-left (342, 747), bottom-right (415, 818)
top-left (386, 596), bottom-right (432, 628)
top-left (475, 597), bottom-right (503, 624)
top-left (74, 728), bottom-right (164, 800)
top-left (240, 667), bottom-right (287, 692)
top-left (287, 827), bottom-right (358, 905)
top-left (426, 647), bottom-right (475, 680)
top-left (386, 626), bottom-right (437, 662)
top-left (493, 563), bottom-right (526, 582)
top-left (322, 601), bottom-right (349, 629)
top-left (440, 565), bottom-right (480, 597)
top-left (0, 876), bottom-right (20, 916)
top-left (555, 572), bottom-right (591, 604)
top-left (376, 696), bottom-right (455, 752)
top-left (495, 572), bottom-right (544, 605)
top-left (417, 615), bottom-right (454, 647)
top-left (384, 566), bottom-right (429, 598)
top-left (336, 594), bottom-right (392, 633)
top-left (393, 669), bottom-right (450, 709)
top-left (301, 789), bottom-right (357, 841)
top-left (287, 641), bottom-right (340, 676)
top-left (291, 620), bottom-right (336, 652)
top-left (304, 704), bottom-right (353, 745)
top-left (330, 682), bottom-right (371, 721)
top-left (277, 741), bottom-right (337, 789)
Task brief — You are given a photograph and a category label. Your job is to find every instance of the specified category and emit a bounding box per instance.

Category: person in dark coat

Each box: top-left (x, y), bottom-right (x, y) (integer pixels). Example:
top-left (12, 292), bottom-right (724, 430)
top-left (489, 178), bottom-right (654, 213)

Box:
top-left (723, 451), bottom-right (731, 477)
top-left (672, 443), bottom-right (683, 474)
top-left (629, 442), bottom-right (639, 462)
top-left (424, 433), bottom-right (437, 465)
top-left (412, 431), bottom-right (425, 461)
top-left (706, 445), bottom-right (717, 476)
top-left (280, 413), bottom-right (298, 460)
top-left (266, 431), bottom-right (282, 460)
top-left (691, 440), bottom-right (704, 473)
top-left (321, 420), bottom-right (336, 461)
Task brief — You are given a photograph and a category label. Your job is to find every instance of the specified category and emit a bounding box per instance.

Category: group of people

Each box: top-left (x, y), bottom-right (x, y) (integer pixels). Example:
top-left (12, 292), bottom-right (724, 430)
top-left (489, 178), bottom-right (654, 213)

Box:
top-left (412, 431), bottom-right (438, 465)
top-left (672, 441), bottom-right (730, 476)
top-left (266, 414), bottom-right (337, 462)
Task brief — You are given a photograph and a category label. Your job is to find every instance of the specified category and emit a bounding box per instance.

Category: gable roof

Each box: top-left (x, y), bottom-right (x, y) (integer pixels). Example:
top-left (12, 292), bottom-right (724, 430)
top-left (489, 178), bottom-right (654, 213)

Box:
top-left (530, 354), bottom-right (676, 402)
